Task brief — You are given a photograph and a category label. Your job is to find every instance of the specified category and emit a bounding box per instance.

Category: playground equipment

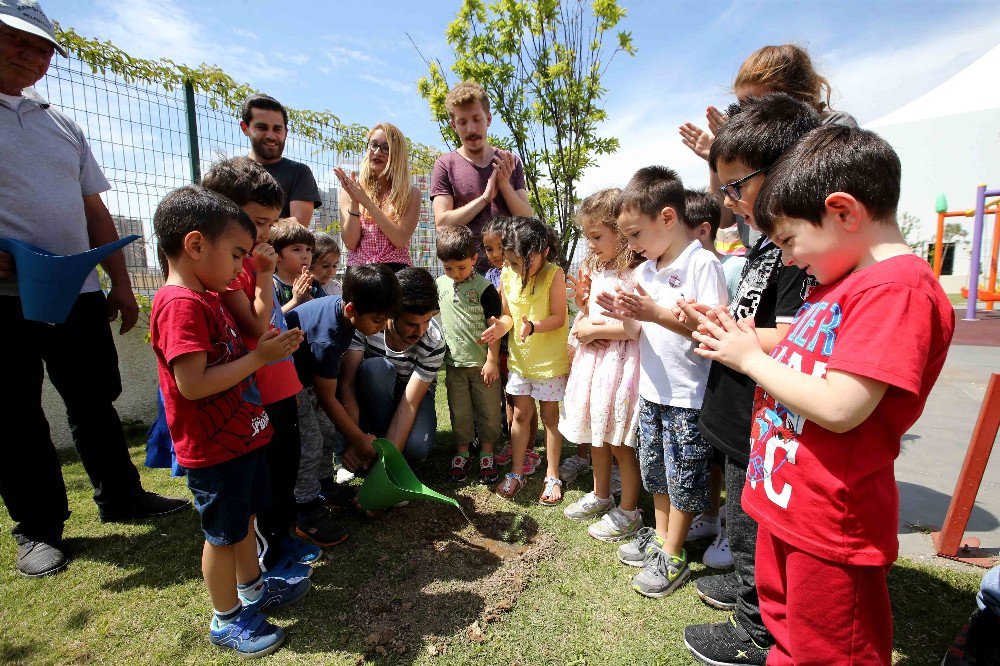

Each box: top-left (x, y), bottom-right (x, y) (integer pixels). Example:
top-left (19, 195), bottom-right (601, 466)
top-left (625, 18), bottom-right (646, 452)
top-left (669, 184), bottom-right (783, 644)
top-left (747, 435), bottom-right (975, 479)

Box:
top-left (356, 438), bottom-right (459, 512)
top-left (0, 235), bottom-right (140, 324)
top-left (935, 186), bottom-right (1000, 319)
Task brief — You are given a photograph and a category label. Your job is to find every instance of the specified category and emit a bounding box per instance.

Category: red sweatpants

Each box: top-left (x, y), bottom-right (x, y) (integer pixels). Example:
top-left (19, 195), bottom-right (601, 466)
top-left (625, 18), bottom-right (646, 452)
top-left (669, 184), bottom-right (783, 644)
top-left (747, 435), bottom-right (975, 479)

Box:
top-left (756, 526), bottom-right (893, 665)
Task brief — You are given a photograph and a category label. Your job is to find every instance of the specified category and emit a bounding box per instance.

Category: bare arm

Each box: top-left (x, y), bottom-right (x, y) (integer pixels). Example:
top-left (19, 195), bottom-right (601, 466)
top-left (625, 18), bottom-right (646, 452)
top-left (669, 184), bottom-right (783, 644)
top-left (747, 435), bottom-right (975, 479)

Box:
top-left (432, 169), bottom-right (497, 229)
top-left (83, 193), bottom-right (139, 334)
top-left (532, 267), bottom-right (568, 334)
top-left (288, 200), bottom-right (314, 229)
top-left (316, 373), bottom-right (376, 472)
top-left (221, 286), bottom-right (271, 339)
top-left (498, 186), bottom-right (533, 217)
top-left (339, 188), bottom-right (362, 251)
top-left (384, 375), bottom-right (432, 453)
top-left (337, 348), bottom-right (364, 425)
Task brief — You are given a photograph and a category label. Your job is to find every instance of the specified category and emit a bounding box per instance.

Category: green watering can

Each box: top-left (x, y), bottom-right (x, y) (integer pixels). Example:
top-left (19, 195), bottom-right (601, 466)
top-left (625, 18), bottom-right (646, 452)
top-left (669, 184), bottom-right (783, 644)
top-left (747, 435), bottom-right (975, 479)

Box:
top-left (356, 438), bottom-right (459, 512)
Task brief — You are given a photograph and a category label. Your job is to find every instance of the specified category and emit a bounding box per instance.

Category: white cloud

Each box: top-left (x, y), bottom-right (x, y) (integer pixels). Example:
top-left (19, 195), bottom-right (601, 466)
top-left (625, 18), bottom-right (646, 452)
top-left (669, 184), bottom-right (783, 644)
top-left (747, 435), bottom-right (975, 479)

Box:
top-left (232, 27), bottom-right (258, 40)
top-left (359, 73), bottom-right (411, 94)
top-left (325, 46), bottom-right (385, 68)
top-left (274, 52), bottom-right (309, 65)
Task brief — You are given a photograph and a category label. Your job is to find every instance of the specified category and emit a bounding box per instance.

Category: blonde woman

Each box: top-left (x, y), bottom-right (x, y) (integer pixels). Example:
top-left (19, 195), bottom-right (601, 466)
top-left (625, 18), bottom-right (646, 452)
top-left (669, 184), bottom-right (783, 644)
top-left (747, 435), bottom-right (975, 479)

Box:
top-left (334, 123), bottom-right (421, 270)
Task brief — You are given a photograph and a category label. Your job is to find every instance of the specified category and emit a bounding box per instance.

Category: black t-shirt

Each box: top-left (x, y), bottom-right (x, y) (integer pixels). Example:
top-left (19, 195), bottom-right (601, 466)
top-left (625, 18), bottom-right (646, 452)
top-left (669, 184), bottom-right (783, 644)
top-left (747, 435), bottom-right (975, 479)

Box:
top-left (698, 238), bottom-right (812, 465)
top-left (260, 158), bottom-right (322, 218)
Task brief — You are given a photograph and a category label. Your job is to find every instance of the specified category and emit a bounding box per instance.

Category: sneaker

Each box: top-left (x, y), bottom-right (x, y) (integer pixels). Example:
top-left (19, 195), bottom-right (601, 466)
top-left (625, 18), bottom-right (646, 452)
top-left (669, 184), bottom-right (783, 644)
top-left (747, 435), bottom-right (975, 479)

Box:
top-left (703, 528), bottom-right (733, 570)
top-left (321, 482), bottom-right (357, 512)
top-left (495, 472), bottom-right (525, 500)
top-left (209, 606), bottom-right (285, 657)
top-left (15, 538), bottom-right (67, 578)
top-left (558, 454), bottom-right (591, 486)
top-left (684, 616), bottom-right (770, 666)
top-left (943, 608), bottom-right (1000, 665)
top-left (695, 572), bottom-right (738, 611)
top-left (99, 491), bottom-right (191, 523)
top-left (610, 465), bottom-right (622, 500)
top-left (632, 548), bottom-right (690, 598)
top-left (563, 491), bottom-right (613, 521)
top-left (448, 454), bottom-right (472, 482)
top-left (263, 555), bottom-right (313, 582)
top-left (243, 575), bottom-right (311, 613)
top-left (719, 502), bottom-right (727, 527)
top-left (280, 536), bottom-right (321, 565)
top-left (294, 504), bottom-right (349, 548)
top-left (687, 513), bottom-right (722, 541)
top-left (618, 527), bottom-right (659, 567)
top-left (478, 454), bottom-right (499, 484)
top-left (495, 443), bottom-right (512, 466)
top-left (589, 507), bottom-right (643, 543)
top-left (521, 450), bottom-right (541, 476)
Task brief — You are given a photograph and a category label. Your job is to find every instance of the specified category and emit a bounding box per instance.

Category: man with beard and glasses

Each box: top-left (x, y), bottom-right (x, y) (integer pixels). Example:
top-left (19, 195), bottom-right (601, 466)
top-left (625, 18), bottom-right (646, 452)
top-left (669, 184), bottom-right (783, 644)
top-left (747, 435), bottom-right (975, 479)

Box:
top-left (240, 94), bottom-right (322, 229)
top-left (431, 81), bottom-right (533, 274)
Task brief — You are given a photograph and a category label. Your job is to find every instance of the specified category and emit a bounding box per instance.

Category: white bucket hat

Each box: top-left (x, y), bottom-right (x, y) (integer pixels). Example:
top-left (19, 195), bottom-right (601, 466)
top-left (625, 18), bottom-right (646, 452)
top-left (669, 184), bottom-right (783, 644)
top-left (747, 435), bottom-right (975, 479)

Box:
top-left (0, 0), bottom-right (67, 57)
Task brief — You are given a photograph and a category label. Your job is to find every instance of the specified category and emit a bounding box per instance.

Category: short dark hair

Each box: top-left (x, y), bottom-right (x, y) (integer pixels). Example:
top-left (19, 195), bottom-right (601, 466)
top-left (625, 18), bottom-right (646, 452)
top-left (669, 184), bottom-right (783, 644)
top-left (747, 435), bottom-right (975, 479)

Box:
top-left (754, 125), bottom-right (902, 236)
top-left (269, 219), bottom-right (314, 254)
top-left (153, 185), bottom-right (255, 272)
top-left (684, 189), bottom-right (722, 238)
top-left (615, 166), bottom-right (686, 223)
top-left (201, 156), bottom-right (285, 210)
top-left (482, 216), bottom-right (509, 240)
top-left (436, 225), bottom-right (478, 262)
top-left (241, 94), bottom-right (288, 126)
top-left (396, 267), bottom-right (440, 315)
top-left (342, 265), bottom-right (402, 318)
top-left (312, 232), bottom-right (341, 264)
top-left (709, 93), bottom-right (822, 173)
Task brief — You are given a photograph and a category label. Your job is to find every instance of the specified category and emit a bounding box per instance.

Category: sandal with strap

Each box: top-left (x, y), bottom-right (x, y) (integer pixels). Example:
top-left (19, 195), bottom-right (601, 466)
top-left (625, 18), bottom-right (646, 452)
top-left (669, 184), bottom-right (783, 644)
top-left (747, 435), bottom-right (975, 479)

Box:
top-left (539, 476), bottom-right (564, 506)
top-left (495, 473), bottom-right (526, 500)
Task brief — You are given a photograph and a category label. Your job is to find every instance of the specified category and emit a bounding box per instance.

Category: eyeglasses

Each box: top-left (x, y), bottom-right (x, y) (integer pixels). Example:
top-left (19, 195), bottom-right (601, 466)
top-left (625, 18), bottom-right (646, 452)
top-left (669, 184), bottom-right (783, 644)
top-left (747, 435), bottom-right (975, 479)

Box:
top-left (719, 166), bottom-right (768, 202)
top-left (368, 142), bottom-right (390, 155)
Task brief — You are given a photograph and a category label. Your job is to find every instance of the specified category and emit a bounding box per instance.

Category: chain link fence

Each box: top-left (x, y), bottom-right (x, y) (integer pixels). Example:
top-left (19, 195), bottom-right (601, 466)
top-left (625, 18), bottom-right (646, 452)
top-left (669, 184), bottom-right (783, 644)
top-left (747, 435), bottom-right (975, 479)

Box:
top-left (33, 55), bottom-right (442, 297)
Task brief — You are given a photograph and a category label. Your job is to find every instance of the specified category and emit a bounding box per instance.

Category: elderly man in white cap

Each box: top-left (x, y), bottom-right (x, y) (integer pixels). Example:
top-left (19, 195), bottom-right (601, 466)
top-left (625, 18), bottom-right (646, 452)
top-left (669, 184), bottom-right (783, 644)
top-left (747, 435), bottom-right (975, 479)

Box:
top-left (0, 0), bottom-right (190, 578)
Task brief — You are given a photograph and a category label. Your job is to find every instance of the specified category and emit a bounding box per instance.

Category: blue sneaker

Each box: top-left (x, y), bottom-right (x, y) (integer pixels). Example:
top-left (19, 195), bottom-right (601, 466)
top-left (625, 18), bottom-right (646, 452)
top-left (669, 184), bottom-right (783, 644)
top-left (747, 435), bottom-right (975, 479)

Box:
top-left (281, 536), bottom-right (322, 564)
top-left (264, 555), bottom-right (313, 582)
top-left (244, 575), bottom-right (311, 613)
top-left (209, 606), bottom-right (285, 657)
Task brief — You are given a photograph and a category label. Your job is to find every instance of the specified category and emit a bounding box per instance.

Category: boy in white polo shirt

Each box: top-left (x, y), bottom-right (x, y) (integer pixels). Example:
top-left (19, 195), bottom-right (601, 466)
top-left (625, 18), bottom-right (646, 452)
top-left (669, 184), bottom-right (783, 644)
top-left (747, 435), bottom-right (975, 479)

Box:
top-left (598, 166), bottom-right (727, 598)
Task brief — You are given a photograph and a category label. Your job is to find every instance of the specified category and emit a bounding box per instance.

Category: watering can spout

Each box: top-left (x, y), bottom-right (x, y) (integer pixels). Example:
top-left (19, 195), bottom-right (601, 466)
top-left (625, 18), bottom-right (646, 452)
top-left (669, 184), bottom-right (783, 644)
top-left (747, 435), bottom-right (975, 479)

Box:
top-left (356, 438), bottom-right (459, 512)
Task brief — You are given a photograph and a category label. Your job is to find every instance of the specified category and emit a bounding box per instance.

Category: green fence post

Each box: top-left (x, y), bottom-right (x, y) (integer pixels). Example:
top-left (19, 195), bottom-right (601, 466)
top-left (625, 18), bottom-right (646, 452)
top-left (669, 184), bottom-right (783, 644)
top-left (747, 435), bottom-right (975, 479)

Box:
top-left (184, 79), bottom-right (201, 183)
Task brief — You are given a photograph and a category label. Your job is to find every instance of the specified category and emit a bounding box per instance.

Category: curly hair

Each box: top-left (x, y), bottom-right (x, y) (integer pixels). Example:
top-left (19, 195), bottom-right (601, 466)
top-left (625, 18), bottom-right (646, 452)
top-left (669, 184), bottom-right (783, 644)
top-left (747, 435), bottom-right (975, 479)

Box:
top-left (577, 188), bottom-right (640, 277)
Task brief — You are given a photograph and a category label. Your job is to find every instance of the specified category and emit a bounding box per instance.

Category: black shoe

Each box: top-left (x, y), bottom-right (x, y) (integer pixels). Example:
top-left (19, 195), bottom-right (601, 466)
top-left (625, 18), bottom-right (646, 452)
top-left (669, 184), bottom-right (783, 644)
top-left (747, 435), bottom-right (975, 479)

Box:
top-left (942, 608), bottom-right (1000, 665)
top-left (685, 617), bottom-right (770, 666)
top-left (99, 491), bottom-right (191, 523)
top-left (295, 504), bottom-right (349, 548)
top-left (320, 482), bottom-right (357, 512)
top-left (16, 539), bottom-right (68, 578)
top-left (696, 571), bottom-right (738, 611)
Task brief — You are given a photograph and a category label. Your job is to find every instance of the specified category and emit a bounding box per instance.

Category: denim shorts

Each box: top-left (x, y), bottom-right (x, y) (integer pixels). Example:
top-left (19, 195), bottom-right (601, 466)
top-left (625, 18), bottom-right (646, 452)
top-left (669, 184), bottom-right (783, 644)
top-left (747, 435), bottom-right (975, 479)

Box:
top-left (636, 398), bottom-right (711, 513)
top-left (186, 447), bottom-right (271, 546)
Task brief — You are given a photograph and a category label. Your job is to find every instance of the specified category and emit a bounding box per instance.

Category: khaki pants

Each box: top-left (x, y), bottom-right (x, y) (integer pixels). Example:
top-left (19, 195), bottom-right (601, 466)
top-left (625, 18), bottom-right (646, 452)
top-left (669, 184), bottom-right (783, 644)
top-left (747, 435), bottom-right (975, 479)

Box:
top-left (445, 364), bottom-right (502, 446)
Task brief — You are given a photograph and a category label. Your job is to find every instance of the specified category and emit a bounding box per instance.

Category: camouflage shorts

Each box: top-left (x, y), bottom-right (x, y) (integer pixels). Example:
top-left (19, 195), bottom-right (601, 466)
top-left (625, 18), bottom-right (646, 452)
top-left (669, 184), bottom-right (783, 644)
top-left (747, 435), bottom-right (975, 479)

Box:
top-left (636, 398), bottom-right (711, 513)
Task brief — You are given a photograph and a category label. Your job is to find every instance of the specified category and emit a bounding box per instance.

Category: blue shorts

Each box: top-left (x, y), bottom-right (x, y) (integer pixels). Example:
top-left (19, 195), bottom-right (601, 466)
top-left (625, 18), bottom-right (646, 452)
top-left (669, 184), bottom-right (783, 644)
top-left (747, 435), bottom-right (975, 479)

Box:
top-left (185, 448), bottom-right (271, 546)
top-left (636, 398), bottom-right (711, 513)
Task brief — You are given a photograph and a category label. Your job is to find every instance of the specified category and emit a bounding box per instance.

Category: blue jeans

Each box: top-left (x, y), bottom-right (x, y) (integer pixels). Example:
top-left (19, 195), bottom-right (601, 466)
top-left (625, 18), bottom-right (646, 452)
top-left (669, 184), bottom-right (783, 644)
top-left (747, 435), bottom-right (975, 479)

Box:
top-left (979, 565), bottom-right (1000, 614)
top-left (355, 357), bottom-right (437, 463)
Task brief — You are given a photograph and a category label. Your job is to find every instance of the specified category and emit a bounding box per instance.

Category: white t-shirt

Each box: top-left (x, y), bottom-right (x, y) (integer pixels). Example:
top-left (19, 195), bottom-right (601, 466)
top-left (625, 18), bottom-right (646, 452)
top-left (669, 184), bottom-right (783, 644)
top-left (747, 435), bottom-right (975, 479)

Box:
top-left (635, 240), bottom-right (727, 408)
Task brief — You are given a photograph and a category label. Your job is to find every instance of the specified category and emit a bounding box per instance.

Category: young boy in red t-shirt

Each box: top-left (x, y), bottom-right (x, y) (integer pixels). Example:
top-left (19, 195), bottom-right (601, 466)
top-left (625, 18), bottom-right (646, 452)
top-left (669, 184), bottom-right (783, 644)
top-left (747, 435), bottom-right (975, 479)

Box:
top-left (688, 126), bottom-right (955, 664)
top-left (150, 186), bottom-right (309, 657)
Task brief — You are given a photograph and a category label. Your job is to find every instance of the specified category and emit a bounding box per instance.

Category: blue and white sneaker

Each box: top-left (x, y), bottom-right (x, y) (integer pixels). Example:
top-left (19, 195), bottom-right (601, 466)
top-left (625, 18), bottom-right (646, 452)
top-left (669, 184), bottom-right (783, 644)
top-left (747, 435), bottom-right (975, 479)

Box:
top-left (209, 606), bottom-right (285, 657)
top-left (264, 555), bottom-right (313, 583)
top-left (281, 536), bottom-right (322, 564)
top-left (244, 576), bottom-right (311, 613)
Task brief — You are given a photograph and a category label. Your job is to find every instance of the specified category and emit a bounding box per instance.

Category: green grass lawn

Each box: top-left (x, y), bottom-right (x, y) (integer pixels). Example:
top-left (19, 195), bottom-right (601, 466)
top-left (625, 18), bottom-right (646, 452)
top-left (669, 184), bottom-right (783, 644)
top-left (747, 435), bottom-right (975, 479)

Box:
top-left (0, 391), bottom-right (985, 665)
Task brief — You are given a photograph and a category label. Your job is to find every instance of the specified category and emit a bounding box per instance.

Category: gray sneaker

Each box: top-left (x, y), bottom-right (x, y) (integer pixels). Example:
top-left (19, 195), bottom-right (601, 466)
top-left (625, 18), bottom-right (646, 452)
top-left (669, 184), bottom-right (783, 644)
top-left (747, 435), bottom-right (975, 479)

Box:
top-left (617, 527), bottom-right (659, 567)
top-left (16, 538), bottom-right (67, 578)
top-left (558, 454), bottom-right (591, 486)
top-left (563, 491), bottom-right (613, 521)
top-left (632, 548), bottom-right (690, 598)
top-left (588, 507), bottom-right (643, 543)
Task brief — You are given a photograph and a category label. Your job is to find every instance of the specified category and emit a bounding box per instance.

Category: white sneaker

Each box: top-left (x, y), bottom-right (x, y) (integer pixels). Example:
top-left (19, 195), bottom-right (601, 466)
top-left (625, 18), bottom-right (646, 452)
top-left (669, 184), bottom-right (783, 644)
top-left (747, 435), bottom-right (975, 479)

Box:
top-left (703, 527), bottom-right (733, 569)
top-left (335, 467), bottom-right (355, 484)
top-left (588, 507), bottom-right (643, 543)
top-left (562, 491), bottom-right (613, 521)
top-left (610, 465), bottom-right (622, 499)
top-left (558, 454), bottom-right (591, 486)
top-left (686, 513), bottom-right (721, 541)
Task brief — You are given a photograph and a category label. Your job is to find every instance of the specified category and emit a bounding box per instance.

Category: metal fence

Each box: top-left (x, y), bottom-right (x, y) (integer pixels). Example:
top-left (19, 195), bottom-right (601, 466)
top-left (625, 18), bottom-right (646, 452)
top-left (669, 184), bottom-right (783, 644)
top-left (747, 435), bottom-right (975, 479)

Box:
top-left (33, 55), bottom-right (442, 296)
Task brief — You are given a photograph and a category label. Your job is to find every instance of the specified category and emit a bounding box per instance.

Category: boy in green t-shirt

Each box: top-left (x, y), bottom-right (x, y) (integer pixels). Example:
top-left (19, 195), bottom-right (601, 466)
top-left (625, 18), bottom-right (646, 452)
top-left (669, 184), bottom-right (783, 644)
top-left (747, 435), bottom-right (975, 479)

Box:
top-left (436, 226), bottom-right (504, 483)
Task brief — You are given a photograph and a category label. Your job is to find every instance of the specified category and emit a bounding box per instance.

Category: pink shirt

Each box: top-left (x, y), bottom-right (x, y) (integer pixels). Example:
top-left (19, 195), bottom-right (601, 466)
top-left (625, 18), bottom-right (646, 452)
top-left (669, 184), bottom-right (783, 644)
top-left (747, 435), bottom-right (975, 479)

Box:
top-left (346, 211), bottom-right (412, 266)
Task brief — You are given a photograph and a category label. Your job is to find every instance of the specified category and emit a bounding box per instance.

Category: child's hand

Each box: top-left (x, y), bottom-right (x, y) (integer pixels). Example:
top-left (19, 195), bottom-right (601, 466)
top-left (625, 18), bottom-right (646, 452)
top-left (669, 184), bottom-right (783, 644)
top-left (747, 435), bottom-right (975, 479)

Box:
top-left (673, 298), bottom-right (714, 332)
top-left (601, 285), bottom-right (659, 323)
top-left (291, 266), bottom-right (313, 304)
top-left (252, 243), bottom-right (278, 276)
top-left (566, 268), bottom-right (591, 310)
top-left (343, 432), bottom-right (376, 472)
top-left (678, 122), bottom-right (713, 161)
top-left (255, 327), bottom-right (304, 363)
top-left (481, 360), bottom-right (499, 387)
top-left (707, 106), bottom-right (728, 134)
top-left (518, 316), bottom-right (533, 343)
top-left (479, 316), bottom-right (507, 346)
top-left (692, 307), bottom-right (763, 373)
top-left (594, 290), bottom-right (621, 320)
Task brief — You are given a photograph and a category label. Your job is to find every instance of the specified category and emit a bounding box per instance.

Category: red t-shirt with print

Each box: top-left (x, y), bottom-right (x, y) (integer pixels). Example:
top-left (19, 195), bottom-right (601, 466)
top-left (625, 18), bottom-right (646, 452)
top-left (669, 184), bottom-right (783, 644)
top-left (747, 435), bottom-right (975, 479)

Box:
top-left (226, 255), bottom-right (302, 404)
top-left (742, 255), bottom-right (954, 566)
top-left (150, 285), bottom-right (272, 468)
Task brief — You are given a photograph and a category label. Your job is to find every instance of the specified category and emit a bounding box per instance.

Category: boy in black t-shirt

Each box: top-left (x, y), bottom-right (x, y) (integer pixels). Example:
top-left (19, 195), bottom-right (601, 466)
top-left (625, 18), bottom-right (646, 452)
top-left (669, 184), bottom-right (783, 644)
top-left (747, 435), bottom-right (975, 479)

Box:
top-left (672, 93), bottom-right (821, 666)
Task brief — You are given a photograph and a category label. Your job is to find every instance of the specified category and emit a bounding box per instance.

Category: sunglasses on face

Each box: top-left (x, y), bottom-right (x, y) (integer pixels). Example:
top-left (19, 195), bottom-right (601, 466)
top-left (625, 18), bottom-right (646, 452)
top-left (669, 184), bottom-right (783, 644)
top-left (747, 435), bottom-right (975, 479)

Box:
top-left (719, 166), bottom-right (768, 202)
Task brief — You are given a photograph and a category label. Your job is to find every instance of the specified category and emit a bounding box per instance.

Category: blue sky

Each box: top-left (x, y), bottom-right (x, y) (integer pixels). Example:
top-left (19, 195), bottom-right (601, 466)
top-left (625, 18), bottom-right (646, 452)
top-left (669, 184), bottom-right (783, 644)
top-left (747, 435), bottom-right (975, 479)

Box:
top-left (43, 0), bottom-right (1000, 192)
